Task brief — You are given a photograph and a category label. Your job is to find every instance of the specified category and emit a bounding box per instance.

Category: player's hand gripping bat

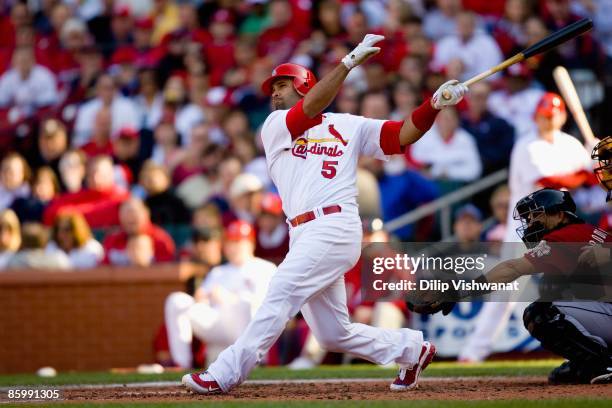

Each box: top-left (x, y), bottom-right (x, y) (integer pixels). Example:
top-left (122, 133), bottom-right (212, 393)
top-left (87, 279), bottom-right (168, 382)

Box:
top-left (441, 18), bottom-right (593, 100)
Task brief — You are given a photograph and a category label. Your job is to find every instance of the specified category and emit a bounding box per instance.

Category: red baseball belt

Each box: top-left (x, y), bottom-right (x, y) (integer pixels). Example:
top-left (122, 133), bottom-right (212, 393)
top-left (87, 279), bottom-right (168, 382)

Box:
top-left (289, 205), bottom-right (342, 227)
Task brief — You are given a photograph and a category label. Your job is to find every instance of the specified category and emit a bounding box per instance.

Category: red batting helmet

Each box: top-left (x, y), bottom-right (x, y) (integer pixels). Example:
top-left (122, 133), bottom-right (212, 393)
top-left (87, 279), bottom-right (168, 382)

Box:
top-left (261, 63), bottom-right (317, 97)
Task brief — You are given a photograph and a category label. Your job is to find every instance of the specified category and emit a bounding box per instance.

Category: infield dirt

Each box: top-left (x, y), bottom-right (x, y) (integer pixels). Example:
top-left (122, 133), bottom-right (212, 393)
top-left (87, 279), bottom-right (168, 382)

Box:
top-left (61, 377), bottom-right (612, 403)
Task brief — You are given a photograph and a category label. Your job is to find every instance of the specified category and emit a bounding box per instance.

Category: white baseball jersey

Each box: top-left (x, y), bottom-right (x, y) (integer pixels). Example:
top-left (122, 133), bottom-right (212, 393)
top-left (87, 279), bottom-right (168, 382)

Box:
top-left (504, 130), bottom-right (592, 241)
top-left (200, 257), bottom-right (276, 317)
top-left (261, 100), bottom-right (402, 219)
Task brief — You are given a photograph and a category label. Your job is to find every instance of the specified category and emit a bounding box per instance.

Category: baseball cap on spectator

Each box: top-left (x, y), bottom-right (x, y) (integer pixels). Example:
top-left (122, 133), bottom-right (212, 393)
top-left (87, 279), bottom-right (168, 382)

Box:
top-left (205, 86), bottom-right (231, 107)
top-left (176, 175), bottom-right (212, 209)
top-left (212, 9), bottom-right (235, 24)
top-left (135, 17), bottom-right (154, 30)
top-left (261, 193), bottom-right (283, 216)
top-left (535, 92), bottom-right (566, 118)
top-left (113, 4), bottom-right (131, 18)
top-left (60, 18), bottom-right (87, 44)
top-left (225, 220), bottom-right (256, 241)
top-left (116, 127), bottom-right (139, 140)
top-left (229, 173), bottom-right (263, 199)
top-left (455, 204), bottom-right (483, 222)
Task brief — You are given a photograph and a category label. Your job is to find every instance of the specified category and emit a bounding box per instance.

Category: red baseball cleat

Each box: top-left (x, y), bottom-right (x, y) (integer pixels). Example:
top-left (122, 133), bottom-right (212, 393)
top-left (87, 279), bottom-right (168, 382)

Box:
top-left (390, 341), bottom-right (436, 391)
top-left (182, 371), bottom-right (224, 395)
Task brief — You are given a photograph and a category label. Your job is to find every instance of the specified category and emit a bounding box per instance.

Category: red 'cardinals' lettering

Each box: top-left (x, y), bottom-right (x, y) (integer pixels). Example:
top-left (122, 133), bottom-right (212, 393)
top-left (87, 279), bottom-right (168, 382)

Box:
top-left (291, 137), bottom-right (345, 159)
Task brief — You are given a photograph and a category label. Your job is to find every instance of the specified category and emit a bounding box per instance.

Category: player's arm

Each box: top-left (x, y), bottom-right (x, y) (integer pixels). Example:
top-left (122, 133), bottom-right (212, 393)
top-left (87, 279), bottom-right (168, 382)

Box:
top-left (483, 257), bottom-right (537, 284)
top-left (302, 34), bottom-right (384, 118)
top-left (413, 256), bottom-right (535, 315)
top-left (397, 80), bottom-right (469, 146)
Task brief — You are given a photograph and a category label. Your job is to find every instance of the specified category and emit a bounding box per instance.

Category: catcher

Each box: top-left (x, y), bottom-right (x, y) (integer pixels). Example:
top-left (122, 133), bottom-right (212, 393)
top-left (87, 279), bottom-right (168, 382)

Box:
top-left (410, 188), bottom-right (612, 384)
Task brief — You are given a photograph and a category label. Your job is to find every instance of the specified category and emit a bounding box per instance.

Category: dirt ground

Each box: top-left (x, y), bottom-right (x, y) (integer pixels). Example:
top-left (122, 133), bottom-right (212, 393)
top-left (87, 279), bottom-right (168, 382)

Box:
top-left (61, 377), bottom-right (612, 403)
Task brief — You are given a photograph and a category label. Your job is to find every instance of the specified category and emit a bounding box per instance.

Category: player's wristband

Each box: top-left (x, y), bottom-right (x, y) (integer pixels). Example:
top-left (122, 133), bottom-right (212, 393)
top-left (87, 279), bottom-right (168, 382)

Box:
top-left (411, 98), bottom-right (439, 133)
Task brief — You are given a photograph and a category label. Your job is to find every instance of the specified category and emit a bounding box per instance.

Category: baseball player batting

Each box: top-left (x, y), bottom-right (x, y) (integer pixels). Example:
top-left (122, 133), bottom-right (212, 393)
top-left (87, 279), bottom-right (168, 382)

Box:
top-left (181, 34), bottom-right (468, 394)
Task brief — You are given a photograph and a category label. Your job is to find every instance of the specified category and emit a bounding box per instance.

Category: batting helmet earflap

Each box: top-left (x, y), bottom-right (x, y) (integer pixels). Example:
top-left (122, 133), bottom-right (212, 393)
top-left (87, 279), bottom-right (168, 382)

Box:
top-left (261, 63), bottom-right (317, 97)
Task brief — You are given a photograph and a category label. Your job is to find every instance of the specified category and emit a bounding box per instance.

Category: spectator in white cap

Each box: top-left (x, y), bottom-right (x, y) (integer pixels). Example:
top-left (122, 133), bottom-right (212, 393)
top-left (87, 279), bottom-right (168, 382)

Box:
top-left (223, 173), bottom-right (264, 225)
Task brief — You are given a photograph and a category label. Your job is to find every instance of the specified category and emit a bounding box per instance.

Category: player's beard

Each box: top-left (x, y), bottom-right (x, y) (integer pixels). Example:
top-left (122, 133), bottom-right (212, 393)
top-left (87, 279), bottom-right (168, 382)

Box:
top-left (272, 94), bottom-right (300, 111)
top-left (272, 99), bottom-right (286, 110)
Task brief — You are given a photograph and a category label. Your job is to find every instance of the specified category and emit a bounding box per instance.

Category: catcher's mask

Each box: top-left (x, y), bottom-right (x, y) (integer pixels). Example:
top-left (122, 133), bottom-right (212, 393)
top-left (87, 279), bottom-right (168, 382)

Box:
top-left (513, 188), bottom-right (577, 248)
top-left (592, 136), bottom-right (612, 201)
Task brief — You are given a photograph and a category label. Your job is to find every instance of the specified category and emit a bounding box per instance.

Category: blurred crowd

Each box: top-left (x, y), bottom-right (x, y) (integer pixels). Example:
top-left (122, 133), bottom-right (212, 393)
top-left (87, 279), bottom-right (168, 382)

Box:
top-left (1, 0), bottom-right (612, 367)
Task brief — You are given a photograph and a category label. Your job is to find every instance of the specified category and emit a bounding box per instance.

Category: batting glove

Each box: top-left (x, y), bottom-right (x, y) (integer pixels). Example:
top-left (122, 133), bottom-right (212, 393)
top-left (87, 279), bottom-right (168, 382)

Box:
top-left (342, 34), bottom-right (385, 70)
top-left (432, 80), bottom-right (469, 109)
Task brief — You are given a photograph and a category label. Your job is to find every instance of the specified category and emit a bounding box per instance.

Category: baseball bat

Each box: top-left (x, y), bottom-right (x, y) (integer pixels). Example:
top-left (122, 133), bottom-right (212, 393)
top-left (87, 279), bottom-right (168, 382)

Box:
top-left (553, 65), bottom-right (596, 145)
top-left (442, 18), bottom-right (593, 99)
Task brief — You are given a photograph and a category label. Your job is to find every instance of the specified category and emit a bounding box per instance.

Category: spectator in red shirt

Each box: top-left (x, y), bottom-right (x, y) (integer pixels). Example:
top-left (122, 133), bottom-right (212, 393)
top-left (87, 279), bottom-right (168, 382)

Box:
top-left (132, 17), bottom-right (164, 68)
top-left (492, 0), bottom-right (532, 57)
top-left (81, 107), bottom-right (114, 158)
top-left (103, 197), bottom-right (176, 265)
top-left (112, 127), bottom-right (143, 185)
top-left (0, 2), bottom-right (31, 50)
top-left (257, 0), bottom-right (302, 64)
top-left (43, 155), bottom-right (129, 228)
top-left (255, 193), bottom-right (289, 265)
top-left (205, 9), bottom-right (236, 87)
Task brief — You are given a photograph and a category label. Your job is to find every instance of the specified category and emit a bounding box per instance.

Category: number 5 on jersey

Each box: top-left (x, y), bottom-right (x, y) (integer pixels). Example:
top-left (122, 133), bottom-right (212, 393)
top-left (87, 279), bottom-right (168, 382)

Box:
top-left (321, 161), bottom-right (338, 179)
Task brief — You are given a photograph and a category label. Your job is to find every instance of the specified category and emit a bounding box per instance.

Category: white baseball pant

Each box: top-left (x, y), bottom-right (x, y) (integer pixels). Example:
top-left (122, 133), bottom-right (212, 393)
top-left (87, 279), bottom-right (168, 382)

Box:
top-left (207, 209), bottom-right (424, 391)
top-left (165, 292), bottom-right (252, 368)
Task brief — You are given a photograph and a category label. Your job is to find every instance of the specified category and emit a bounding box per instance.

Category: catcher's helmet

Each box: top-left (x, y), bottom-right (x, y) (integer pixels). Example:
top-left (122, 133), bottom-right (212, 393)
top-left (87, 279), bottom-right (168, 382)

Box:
top-left (592, 136), bottom-right (612, 201)
top-left (261, 63), bottom-right (317, 97)
top-left (513, 188), bottom-right (578, 247)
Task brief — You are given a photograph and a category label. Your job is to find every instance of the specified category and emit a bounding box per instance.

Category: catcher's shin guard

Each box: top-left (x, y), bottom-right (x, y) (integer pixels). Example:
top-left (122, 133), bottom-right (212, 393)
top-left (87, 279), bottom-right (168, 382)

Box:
top-left (523, 302), bottom-right (612, 369)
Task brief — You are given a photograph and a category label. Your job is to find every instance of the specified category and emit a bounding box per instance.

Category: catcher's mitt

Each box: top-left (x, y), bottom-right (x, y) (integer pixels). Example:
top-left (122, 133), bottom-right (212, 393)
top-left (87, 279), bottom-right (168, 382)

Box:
top-left (406, 301), bottom-right (456, 316)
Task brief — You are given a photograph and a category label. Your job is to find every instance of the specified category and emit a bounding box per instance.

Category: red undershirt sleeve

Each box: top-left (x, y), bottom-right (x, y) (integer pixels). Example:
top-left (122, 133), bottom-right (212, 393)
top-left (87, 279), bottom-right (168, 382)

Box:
top-left (537, 169), bottom-right (597, 190)
top-left (379, 120), bottom-right (405, 155)
top-left (285, 99), bottom-right (323, 140)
